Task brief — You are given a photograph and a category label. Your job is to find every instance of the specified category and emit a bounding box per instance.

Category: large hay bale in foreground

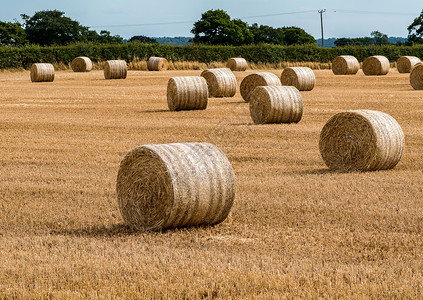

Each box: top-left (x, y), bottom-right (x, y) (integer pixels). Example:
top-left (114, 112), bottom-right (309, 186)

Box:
top-left (104, 60), bottom-right (127, 79)
top-left (147, 57), bottom-right (168, 71)
top-left (410, 63), bottom-right (423, 90)
top-left (319, 110), bottom-right (404, 172)
top-left (30, 63), bottom-right (54, 82)
top-left (116, 142), bottom-right (236, 231)
top-left (226, 57), bottom-right (247, 71)
top-left (280, 67), bottom-right (315, 91)
top-left (200, 68), bottom-right (237, 97)
top-left (362, 56), bottom-right (389, 76)
top-left (167, 76), bottom-right (208, 110)
top-left (332, 55), bottom-right (359, 75)
top-left (240, 72), bottom-right (281, 102)
top-left (397, 56), bottom-right (421, 73)
top-left (71, 56), bottom-right (92, 72)
top-left (249, 86), bottom-right (303, 124)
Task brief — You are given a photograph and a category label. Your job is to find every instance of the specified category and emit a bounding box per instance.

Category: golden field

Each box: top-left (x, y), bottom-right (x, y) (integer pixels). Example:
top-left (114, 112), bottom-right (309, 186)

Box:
top-left (0, 68), bottom-right (422, 299)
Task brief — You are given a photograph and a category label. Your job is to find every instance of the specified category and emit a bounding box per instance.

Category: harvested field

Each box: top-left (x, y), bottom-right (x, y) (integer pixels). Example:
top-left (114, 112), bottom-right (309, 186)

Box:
top-left (1, 68), bottom-right (423, 298)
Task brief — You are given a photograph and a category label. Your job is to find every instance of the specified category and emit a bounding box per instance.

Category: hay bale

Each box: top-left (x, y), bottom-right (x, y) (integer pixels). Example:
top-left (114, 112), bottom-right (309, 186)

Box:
top-left (147, 57), bottom-right (168, 71)
top-left (362, 56), bottom-right (390, 76)
top-left (30, 63), bottom-right (54, 82)
top-left (319, 110), bottom-right (404, 172)
top-left (240, 72), bottom-right (281, 103)
top-left (116, 142), bottom-right (236, 231)
top-left (332, 55), bottom-right (359, 75)
top-left (281, 67), bottom-right (315, 91)
top-left (226, 58), bottom-right (247, 71)
top-left (104, 60), bottom-right (127, 79)
top-left (71, 56), bottom-right (92, 72)
top-left (200, 68), bottom-right (237, 97)
top-left (397, 56), bottom-right (421, 73)
top-left (410, 63), bottom-right (423, 90)
top-left (249, 86), bottom-right (303, 124)
top-left (167, 76), bottom-right (208, 111)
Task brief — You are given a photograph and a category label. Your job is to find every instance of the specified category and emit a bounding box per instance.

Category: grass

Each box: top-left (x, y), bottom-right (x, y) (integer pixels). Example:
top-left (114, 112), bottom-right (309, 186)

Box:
top-left (0, 68), bottom-right (422, 298)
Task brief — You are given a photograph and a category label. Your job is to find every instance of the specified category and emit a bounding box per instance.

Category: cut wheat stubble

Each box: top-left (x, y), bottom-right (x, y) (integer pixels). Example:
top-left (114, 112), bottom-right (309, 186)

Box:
top-left (116, 142), bottom-right (236, 231)
top-left (362, 56), bottom-right (390, 76)
top-left (397, 56), bottom-right (421, 73)
top-left (319, 110), bottom-right (404, 172)
top-left (332, 56), bottom-right (359, 75)
top-left (147, 57), bottom-right (168, 71)
top-left (249, 86), bottom-right (303, 124)
top-left (281, 67), bottom-right (315, 91)
top-left (240, 72), bottom-right (281, 103)
top-left (200, 68), bottom-right (237, 98)
top-left (30, 63), bottom-right (55, 82)
top-left (410, 63), bottom-right (423, 90)
top-left (71, 57), bottom-right (93, 72)
top-left (226, 58), bottom-right (247, 71)
top-left (167, 76), bottom-right (208, 111)
top-left (104, 60), bottom-right (127, 79)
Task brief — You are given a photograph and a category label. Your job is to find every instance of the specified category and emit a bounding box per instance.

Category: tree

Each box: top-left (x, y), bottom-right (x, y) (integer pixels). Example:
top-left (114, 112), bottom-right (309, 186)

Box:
top-left (249, 23), bottom-right (284, 45)
top-left (21, 10), bottom-right (86, 45)
top-left (191, 9), bottom-right (253, 45)
top-left (0, 21), bottom-right (27, 46)
top-left (371, 30), bottom-right (390, 45)
top-left (408, 9), bottom-right (423, 44)
top-left (129, 35), bottom-right (156, 43)
top-left (281, 27), bottom-right (315, 45)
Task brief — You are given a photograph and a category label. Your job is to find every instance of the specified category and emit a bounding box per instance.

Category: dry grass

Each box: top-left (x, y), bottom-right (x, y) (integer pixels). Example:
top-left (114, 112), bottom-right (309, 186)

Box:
top-left (1, 68), bottom-right (423, 298)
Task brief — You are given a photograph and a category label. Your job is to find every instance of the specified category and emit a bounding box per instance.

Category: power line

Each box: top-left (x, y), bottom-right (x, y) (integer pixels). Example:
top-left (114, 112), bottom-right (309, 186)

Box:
top-left (333, 9), bottom-right (416, 16)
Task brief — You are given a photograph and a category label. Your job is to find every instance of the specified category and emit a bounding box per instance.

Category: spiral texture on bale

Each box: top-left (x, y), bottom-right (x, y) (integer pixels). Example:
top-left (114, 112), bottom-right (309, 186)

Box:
top-left (147, 57), bottom-right (168, 71)
top-left (167, 76), bottom-right (208, 111)
top-left (226, 58), bottom-right (247, 71)
top-left (249, 86), bottom-right (303, 124)
top-left (397, 56), bottom-right (421, 73)
top-left (281, 67), bottom-right (315, 91)
top-left (240, 72), bottom-right (281, 102)
top-left (200, 68), bottom-right (237, 97)
top-left (319, 110), bottom-right (404, 172)
top-left (410, 63), bottom-right (423, 90)
top-left (362, 56), bottom-right (390, 76)
top-left (71, 56), bottom-right (93, 72)
top-left (332, 56), bottom-right (359, 75)
top-left (30, 63), bottom-right (54, 82)
top-left (104, 60), bottom-right (127, 79)
top-left (116, 142), bottom-right (236, 231)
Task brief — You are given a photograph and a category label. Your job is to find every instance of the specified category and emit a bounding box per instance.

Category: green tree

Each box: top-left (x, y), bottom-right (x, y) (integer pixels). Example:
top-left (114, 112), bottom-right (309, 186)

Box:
top-left (371, 30), bottom-right (390, 45)
top-left (129, 35), bottom-right (156, 43)
top-left (0, 21), bottom-right (27, 46)
top-left (281, 27), bottom-right (315, 45)
top-left (249, 23), bottom-right (285, 44)
top-left (407, 9), bottom-right (423, 44)
top-left (191, 9), bottom-right (253, 45)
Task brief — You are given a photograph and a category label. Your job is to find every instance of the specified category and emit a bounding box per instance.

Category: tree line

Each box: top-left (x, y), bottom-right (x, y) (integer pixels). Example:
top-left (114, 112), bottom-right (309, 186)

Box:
top-left (0, 9), bottom-right (423, 47)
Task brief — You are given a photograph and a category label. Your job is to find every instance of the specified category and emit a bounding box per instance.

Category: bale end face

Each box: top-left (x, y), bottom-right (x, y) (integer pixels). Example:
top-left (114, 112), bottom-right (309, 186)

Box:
top-left (226, 58), bottom-right (247, 71)
top-left (362, 56), bottom-right (390, 76)
top-left (397, 56), bottom-right (421, 73)
top-left (147, 57), bottom-right (169, 71)
top-left (71, 57), bottom-right (93, 72)
top-left (332, 56), bottom-right (359, 75)
top-left (410, 63), bottom-right (423, 90)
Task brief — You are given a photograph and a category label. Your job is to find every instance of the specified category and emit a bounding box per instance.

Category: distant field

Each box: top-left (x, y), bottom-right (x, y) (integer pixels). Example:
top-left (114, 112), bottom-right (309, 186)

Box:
top-left (1, 69), bottom-right (422, 298)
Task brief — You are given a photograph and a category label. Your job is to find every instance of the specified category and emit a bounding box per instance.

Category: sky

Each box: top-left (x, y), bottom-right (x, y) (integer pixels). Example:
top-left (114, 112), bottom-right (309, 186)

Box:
top-left (1, 0), bottom-right (422, 39)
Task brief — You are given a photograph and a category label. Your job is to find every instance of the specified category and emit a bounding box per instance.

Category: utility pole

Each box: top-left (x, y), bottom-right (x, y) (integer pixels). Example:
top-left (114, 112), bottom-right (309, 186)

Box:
top-left (318, 9), bottom-right (326, 47)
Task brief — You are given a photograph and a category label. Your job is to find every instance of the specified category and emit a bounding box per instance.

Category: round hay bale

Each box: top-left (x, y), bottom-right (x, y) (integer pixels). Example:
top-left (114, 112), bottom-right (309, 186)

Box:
top-left (30, 63), bottom-right (54, 82)
top-left (71, 56), bottom-right (92, 72)
top-left (397, 56), bottom-right (421, 73)
top-left (249, 86), bottom-right (303, 124)
top-left (240, 72), bottom-right (281, 103)
top-left (332, 55), bottom-right (359, 75)
top-left (319, 110), bottom-right (404, 172)
top-left (410, 63), bottom-right (423, 90)
top-left (116, 142), bottom-right (236, 231)
top-left (281, 67), bottom-right (315, 91)
top-left (147, 56), bottom-right (168, 71)
top-left (200, 68), bottom-right (237, 98)
top-left (226, 57), bottom-right (247, 71)
top-left (362, 56), bottom-right (390, 76)
top-left (104, 60), bottom-right (127, 79)
top-left (167, 76), bottom-right (208, 111)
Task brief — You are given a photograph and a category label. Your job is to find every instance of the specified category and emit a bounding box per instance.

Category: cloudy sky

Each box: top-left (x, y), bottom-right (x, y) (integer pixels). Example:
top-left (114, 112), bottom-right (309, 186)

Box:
top-left (1, 0), bottom-right (422, 39)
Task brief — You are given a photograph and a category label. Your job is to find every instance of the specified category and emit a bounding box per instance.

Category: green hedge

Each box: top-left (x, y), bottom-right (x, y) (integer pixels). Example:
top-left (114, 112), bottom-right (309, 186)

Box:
top-left (1, 42), bottom-right (423, 69)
